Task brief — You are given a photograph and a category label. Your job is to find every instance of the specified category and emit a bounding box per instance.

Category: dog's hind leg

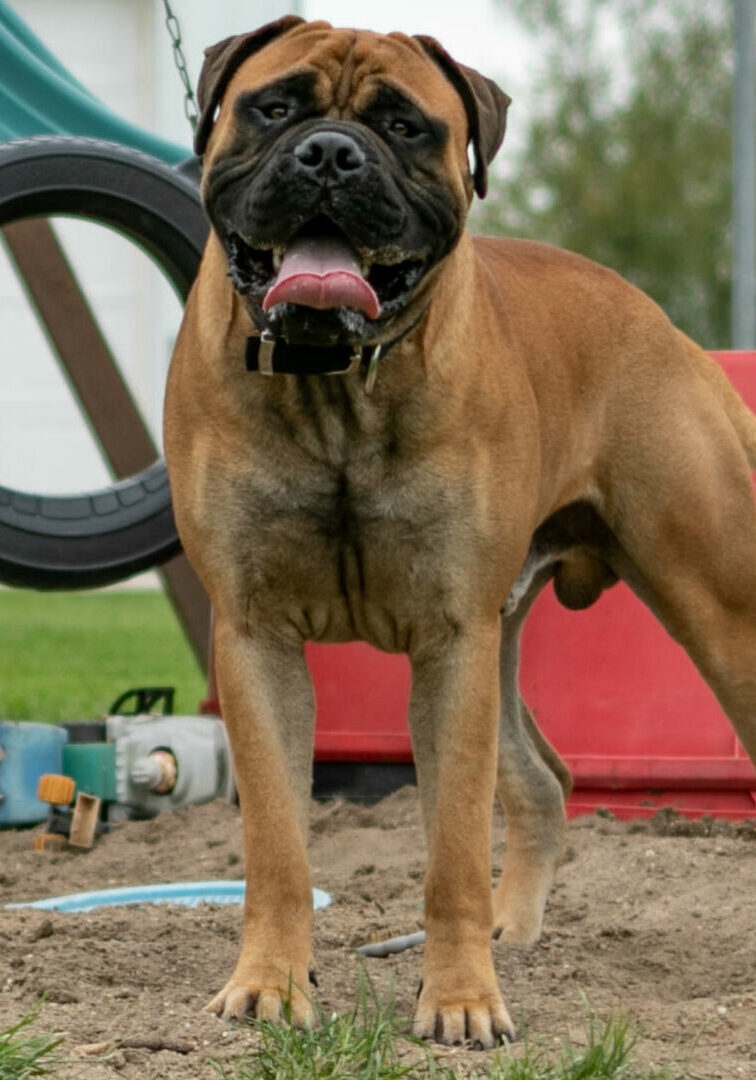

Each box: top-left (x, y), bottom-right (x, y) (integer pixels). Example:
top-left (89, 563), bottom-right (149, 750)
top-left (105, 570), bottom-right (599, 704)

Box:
top-left (492, 583), bottom-right (571, 945)
top-left (613, 533), bottom-right (756, 775)
top-left (603, 379), bottom-right (756, 781)
top-left (205, 616), bottom-right (316, 1025)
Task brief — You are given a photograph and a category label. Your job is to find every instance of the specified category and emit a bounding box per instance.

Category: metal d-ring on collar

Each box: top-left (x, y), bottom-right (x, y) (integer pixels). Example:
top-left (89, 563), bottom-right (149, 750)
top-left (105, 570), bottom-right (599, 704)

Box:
top-left (364, 344), bottom-right (383, 394)
top-left (246, 330), bottom-right (384, 394)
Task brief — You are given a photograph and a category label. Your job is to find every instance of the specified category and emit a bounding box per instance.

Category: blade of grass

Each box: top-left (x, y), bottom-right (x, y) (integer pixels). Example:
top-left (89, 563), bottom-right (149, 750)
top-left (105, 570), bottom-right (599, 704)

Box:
top-left (0, 1001), bottom-right (62, 1079)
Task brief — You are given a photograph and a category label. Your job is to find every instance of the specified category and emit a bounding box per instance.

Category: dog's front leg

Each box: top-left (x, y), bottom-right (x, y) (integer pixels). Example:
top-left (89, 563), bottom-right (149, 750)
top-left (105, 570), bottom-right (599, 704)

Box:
top-left (206, 616), bottom-right (316, 1025)
top-left (409, 620), bottom-right (516, 1048)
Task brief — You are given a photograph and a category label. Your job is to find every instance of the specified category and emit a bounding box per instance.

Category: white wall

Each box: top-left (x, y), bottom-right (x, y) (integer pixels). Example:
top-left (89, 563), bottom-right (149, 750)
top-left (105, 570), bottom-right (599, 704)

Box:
top-left (2, 0), bottom-right (291, 496)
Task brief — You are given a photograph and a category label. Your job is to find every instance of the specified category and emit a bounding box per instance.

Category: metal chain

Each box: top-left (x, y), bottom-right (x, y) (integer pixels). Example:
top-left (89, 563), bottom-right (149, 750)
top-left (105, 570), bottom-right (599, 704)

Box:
top-left (160, 0), bottom-right (199, 134)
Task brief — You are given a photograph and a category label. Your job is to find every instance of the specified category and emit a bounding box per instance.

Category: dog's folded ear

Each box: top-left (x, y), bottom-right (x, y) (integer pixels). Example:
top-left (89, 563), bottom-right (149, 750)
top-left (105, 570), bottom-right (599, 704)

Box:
top-left (414, 36), bottom-right (511, 199)
top-left (194, 15), bottom-right (305, 156)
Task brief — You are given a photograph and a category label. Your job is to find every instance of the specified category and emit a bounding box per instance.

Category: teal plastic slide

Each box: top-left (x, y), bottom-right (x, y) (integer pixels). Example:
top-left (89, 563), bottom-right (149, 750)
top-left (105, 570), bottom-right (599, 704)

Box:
top-left (0, 0), bottom-right (190, 163)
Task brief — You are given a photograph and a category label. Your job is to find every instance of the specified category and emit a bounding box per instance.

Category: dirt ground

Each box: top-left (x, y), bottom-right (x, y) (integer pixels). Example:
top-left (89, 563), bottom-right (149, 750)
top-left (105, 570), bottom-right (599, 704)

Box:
top-left (1, 788), bottom-right (755, 1079)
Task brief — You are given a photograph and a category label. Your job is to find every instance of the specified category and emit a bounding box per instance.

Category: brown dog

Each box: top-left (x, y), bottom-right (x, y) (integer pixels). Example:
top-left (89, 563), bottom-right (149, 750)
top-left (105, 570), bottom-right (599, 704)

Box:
top-left (164, 16), bottom-right (756, 1048)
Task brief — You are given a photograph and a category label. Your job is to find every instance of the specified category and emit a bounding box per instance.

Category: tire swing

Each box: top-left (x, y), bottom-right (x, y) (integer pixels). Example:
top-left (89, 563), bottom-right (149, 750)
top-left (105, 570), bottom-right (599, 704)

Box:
top-left (0, 136), bottom-right (208, 590)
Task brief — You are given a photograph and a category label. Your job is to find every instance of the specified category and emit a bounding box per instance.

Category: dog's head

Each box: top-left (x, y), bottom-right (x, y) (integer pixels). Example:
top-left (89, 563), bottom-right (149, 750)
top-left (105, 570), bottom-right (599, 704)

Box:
top-left (196, 17), bottom-right (510, 348)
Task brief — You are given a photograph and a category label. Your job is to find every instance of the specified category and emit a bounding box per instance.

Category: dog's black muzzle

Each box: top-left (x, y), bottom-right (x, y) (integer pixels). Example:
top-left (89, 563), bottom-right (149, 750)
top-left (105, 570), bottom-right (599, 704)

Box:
top-left (208, 119), bottom-right (410, 255)
top-left (204, 119), bottom-right (457, 350)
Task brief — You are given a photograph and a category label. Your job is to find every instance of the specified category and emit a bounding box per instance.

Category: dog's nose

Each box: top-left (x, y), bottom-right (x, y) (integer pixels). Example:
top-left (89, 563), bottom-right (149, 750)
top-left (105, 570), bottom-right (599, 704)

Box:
top-left (293, 131), bottom-right (366, 178)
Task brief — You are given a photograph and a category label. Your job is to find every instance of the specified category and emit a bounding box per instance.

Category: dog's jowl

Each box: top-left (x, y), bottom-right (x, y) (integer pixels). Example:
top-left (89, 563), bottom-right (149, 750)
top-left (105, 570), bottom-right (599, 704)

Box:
top-left (164, 17), bottom-right (756, 1048)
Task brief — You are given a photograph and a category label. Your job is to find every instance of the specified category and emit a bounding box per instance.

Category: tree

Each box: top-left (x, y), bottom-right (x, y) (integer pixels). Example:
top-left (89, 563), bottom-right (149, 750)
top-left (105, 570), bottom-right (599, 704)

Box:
top-left (478, 0), bottom-right (733, 347)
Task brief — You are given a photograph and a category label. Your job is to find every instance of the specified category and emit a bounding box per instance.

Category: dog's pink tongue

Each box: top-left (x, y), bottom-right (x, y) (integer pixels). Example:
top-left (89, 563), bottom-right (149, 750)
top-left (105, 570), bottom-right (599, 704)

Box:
top-left (263, 234), bottom-right (380, 319)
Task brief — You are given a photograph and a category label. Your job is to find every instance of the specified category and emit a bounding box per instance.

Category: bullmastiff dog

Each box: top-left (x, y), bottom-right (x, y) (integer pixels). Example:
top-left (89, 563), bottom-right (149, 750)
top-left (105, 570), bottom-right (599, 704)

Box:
top-left (164, 16), bottom-right (756, 1047)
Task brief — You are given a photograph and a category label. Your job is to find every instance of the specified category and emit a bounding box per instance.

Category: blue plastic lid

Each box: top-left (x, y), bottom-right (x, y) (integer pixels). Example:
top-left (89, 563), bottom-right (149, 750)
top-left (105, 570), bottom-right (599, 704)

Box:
top-left (6, 881), bottom-right (331, 913)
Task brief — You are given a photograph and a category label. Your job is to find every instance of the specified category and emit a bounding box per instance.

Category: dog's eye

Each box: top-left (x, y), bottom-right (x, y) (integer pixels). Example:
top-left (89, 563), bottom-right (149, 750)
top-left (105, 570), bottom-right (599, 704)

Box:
top-left (261, 102), bottom-right (290, 121)
top-left (389, 118), bottom-right (418, 138)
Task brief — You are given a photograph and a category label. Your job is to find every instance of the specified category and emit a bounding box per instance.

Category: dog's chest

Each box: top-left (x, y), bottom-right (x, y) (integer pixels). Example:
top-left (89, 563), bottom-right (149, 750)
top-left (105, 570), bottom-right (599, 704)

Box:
top-left (226, 388), bottom-right (478, 649)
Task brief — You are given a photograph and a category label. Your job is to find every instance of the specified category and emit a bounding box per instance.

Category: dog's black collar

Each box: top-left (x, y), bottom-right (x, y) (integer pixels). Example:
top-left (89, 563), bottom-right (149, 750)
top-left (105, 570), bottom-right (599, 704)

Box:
top-left (245, 317), bottom-right (422, 393)
top-left (246, 333), bottom-right (383, 393)
top-left (245, 332), bottom-right (377, 378)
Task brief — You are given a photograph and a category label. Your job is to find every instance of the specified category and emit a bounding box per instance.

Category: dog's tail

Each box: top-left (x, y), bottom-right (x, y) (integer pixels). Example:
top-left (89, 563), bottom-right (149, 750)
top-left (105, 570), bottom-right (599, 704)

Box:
top-left (680, 332), bottom-right (756, 470)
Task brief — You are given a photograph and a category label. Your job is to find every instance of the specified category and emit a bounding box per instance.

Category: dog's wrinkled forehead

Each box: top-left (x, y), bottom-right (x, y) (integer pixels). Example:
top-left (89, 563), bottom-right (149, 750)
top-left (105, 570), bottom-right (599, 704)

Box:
top-left (195, 17), bottom-right (511, 198)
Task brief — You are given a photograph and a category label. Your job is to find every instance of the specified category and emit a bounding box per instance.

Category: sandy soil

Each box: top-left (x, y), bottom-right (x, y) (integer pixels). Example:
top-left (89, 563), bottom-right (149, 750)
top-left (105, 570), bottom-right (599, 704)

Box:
top-left (1, 789), bottom-right (755, 1079)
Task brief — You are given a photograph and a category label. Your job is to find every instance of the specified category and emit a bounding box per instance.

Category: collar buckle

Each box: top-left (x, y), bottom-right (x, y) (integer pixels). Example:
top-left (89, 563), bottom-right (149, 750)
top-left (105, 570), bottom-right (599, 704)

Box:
top-left (257, 330), bottom-right (276, 375)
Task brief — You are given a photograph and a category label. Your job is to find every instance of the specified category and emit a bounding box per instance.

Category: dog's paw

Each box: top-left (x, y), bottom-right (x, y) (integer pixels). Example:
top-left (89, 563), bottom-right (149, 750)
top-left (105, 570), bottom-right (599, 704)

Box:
top-left (205, 972), bottom-right (315, 1026)
top-left (412, 986), bottom-right (516, 1049)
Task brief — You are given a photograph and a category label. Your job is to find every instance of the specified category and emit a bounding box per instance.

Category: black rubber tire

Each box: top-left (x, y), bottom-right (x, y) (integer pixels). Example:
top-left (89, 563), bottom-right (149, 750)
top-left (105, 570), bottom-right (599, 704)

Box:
top-left (0, 137), bottom-right (208, 590)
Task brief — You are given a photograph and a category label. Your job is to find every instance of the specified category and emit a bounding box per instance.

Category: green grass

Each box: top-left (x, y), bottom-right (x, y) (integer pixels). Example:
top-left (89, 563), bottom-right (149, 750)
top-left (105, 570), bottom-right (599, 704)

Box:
top-left (213, 977), bottom-right (416, 1080)
top-left (212, 979), bottom-right (670, 1080)
top-left (0, 1004), bottom-right (62, 1079)
top-left (0, 589), bottom-right (205, 723)
top-left (469, 1012), bottom-right (670, 1080)
top-left (0, 990), bottom-right (671, 1080)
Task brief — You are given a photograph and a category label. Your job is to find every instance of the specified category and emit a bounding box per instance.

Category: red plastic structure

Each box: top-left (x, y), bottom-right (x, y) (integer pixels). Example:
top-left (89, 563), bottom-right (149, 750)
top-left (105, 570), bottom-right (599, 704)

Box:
top-left (307, 352), bottom-right (756, 819)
